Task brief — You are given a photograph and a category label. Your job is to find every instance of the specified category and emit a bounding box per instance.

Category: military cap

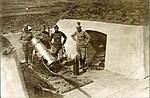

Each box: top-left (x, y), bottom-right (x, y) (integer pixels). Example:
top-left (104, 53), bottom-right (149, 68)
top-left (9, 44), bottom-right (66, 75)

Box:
top-left (54, 25), bottom-right (59, 29)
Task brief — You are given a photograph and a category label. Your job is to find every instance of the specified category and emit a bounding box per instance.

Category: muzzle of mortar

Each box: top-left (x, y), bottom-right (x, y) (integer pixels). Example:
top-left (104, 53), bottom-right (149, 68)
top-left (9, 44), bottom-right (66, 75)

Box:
top-left (31, 38), bottom-right (67, 73)
top-left (31, 38), bottom-right (56, 65)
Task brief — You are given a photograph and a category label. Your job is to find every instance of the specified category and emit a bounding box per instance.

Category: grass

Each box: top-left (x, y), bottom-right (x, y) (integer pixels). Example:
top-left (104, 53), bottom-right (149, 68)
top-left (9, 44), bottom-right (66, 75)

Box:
top-left (1, 0), bottom-right (149, 34)
top-left (66, 0), bottom-right (149, 25)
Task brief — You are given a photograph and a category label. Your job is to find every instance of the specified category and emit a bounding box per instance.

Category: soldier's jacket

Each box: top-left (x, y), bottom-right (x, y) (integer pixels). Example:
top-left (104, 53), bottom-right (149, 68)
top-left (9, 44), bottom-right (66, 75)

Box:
top-left (49, 31), bottom-right (67, 49)
top-left (36, 31), bottom-right (50, 48)
top-left (71, 31), bottom-right (91, 48)
top-left (20, 31), bottom-right (33, 47)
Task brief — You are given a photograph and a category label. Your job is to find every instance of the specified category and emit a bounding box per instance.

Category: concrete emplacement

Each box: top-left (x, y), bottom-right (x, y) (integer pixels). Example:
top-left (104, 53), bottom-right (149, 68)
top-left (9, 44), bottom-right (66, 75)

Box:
top-left (1, 19), bottom-right (149, 98)
top-left (56, 19), bottom-right (149, 79)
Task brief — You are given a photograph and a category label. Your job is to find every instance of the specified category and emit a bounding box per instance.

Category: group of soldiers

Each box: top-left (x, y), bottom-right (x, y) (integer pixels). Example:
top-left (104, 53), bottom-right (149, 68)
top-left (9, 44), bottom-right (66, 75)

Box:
top-left (19, 22), bottom-right (91, 74)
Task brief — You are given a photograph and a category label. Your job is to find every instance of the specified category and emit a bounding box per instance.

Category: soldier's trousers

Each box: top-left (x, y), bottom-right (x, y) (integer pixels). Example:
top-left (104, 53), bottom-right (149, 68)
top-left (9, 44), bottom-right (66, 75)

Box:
top-left (51, 46), bottom-right (63, 60)
top-left (76, 46), bottom-right (86, 71)
top-left (23, 45), bottom-right (33, 63)
top-left (76, 46), bottom-right (86, 60)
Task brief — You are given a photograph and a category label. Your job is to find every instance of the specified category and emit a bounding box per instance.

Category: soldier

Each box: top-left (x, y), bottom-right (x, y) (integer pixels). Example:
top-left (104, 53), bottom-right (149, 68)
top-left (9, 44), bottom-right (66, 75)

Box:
top-left (36, 25), bottom-right (50, 49)
top-left (19, 24), bottom-right (33, 65)
top-left (71, 22), bottom-right (91, 72)
top-left (49, 25), bottom-right (67, 61)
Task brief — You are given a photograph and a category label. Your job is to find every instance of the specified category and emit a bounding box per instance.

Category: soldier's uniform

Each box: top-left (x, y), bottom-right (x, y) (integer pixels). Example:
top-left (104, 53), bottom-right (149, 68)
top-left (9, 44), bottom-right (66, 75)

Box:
top-left (71, 24), bottom-right (91, 72)
top-left (49, 25), bottom-right (67, 60)
top-left (36, 30), bottom-right (50, 49)
top-left (20, 26), bottom-right (33, 64)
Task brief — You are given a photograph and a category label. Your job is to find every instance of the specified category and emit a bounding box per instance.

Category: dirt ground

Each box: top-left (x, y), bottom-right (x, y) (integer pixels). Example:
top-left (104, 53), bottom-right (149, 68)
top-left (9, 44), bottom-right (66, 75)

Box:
top-left (21, 62), bottom-right (64, 98)
top-left (1, 0), bottom-right (149, 34)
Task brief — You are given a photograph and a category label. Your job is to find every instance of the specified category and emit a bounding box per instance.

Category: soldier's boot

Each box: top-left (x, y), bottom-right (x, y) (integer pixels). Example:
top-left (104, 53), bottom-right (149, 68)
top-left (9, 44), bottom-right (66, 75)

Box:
top-left (87, 63), bottom-right (90, 69)
top-left (86, 63), bottom-right (91, 72)
top-left (73, 56), bottom-right (79, 76)
top-left (81, 59), bottom-right (86, 72)
top-left (28, 53), bottom-right (32, 64)
top-left (79, 58), bottom-right (82, 69)
top-left (24, 53), bottom-right (29, 66)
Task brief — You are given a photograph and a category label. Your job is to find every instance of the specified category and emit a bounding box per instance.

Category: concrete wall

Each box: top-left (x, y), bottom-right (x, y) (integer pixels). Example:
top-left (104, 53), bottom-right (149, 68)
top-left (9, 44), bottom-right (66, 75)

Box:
top-left (143, 26), bottom-right (149, 77)
top-left (1, 34), bottom-right (28, 97)
top-left (57, 19), bottom-right (148, 79)
top-left (1, 48), bottom-right (28, 98)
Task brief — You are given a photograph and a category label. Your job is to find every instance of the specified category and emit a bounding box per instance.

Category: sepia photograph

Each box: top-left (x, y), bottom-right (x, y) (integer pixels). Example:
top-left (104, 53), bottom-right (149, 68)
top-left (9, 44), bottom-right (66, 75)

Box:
top-left (0, 0), bottom-right (149, 98)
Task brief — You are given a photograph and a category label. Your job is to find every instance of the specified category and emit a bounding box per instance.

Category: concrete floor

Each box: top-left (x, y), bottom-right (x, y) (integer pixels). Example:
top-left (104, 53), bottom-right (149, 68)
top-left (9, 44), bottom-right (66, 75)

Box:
top-left (63, 70), bottom-right (149, 98)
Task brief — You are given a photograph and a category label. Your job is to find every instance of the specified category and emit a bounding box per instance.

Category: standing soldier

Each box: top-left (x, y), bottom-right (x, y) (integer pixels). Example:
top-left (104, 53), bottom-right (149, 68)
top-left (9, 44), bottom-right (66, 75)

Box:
top-left (36, 25), bottom-right (50, 49)
top-left (49, 25), bottom-right (67, 61)
top-left (71, 22), bottom-right (91, 73)
top-left (19, 24), bottom-right (33, 65)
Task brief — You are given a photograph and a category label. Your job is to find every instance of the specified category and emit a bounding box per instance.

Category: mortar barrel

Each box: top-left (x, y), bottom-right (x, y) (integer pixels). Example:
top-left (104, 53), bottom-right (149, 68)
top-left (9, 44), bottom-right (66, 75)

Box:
top-left (31, 38), bottom-right (56, 65)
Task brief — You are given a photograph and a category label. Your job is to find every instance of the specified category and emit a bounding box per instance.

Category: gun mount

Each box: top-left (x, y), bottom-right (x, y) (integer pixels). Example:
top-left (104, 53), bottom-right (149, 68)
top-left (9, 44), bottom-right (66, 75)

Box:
top-left (31, 37), bottom-right (64, 73)
top-left (30, 37), bottom-right (93, 95)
